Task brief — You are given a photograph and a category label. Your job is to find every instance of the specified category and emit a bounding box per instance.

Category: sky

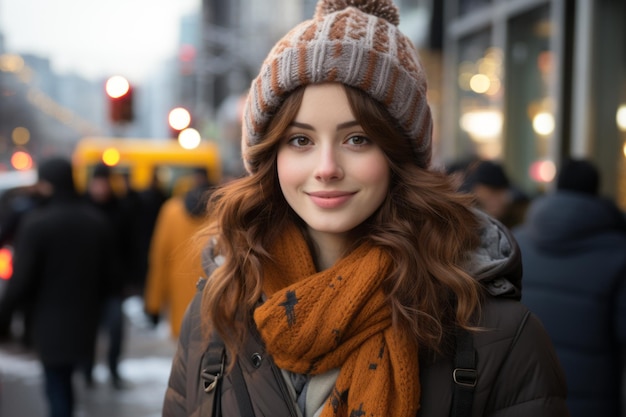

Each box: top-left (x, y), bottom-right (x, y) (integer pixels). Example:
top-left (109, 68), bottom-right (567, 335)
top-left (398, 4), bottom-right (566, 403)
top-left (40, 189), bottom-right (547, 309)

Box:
top-left (0, 0), bottom-right (199, 83)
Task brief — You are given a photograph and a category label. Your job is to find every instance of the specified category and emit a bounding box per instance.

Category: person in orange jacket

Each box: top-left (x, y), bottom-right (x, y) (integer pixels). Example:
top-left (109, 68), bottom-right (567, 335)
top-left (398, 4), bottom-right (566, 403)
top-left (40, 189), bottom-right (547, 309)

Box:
top-left (143, 168), bottom-right (214, 338)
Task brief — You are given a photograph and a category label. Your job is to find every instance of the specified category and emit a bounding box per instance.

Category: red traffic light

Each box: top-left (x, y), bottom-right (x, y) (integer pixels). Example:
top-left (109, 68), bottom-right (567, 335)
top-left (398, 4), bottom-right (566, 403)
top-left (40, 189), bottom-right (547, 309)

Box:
top-left (106, 76), bottom-right (134, 123)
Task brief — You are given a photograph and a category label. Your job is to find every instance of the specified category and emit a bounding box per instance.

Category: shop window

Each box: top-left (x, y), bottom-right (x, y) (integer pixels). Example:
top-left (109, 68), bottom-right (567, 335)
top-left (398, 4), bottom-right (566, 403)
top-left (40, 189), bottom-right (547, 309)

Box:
top-left (505, 4), bottom-right (552, 193)
top-left (592, 2), bottom-right (626, 208)
top-left (456, 29), bottom-right (504, 160)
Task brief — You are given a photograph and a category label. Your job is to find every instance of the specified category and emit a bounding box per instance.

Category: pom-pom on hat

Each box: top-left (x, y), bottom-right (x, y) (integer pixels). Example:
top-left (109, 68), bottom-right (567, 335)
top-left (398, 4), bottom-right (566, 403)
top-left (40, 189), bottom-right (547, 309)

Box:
top-left (241, 0), bottom-right (433, 173)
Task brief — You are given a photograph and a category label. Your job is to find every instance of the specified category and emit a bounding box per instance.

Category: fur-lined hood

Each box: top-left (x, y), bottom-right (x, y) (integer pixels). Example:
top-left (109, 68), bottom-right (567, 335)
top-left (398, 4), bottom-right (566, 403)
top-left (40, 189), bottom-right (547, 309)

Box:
top-left (466, 209), bottom-right (522, 300)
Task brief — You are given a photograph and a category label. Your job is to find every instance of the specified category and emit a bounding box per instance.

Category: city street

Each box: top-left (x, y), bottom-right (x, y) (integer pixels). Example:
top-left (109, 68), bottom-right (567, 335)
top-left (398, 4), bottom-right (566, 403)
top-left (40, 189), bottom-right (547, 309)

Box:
top-left (0, 297), bottom-right (178, 417)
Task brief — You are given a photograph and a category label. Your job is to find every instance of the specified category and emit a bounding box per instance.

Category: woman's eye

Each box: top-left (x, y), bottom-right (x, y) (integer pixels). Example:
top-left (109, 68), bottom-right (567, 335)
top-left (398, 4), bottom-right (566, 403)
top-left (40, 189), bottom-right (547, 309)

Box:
top-left (288, 136), bottom-right (311, 147)
top-left (347, 135), bottom-right (369, 146)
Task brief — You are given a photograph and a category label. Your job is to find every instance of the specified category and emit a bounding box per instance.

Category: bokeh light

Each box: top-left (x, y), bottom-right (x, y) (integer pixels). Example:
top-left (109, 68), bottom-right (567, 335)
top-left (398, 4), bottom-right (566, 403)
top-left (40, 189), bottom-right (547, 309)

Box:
top-left (532, 112), bottom-right (555, 136)
top-left (11, 150), bottom-right (33, 170)
top-left (105, 75), bottom-right (130, 99)
top-left (168, 107), bottom-right (191, 131)
top-left (178, 128), bottom-right (201, 150)
top-left (12, 126), bottom-right (30, 145)
top-left (0, 248), bottom-right (12, 280)
top-left (616, 104), bottom-right (626, 131)
top-left (529, 160), bottom-right (556, 183)
top-left (469, 74), bottom-right (491, 94)
top-left (102, 147), bottom-right (121, 166)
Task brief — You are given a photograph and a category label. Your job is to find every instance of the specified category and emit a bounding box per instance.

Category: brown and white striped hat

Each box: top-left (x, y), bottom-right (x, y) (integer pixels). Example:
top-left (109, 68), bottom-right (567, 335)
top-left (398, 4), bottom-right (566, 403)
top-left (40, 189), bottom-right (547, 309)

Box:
top-left (241, 0), bottom-right (433, 172)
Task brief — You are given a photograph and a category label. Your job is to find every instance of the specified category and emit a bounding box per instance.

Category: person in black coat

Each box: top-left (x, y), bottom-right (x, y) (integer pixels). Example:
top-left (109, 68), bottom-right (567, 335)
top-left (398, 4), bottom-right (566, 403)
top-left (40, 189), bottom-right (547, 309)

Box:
top-left (0, 183), bottom-right (47, 346)
top-left (83, 163), bottom-right (132, 389)
top-left (0, 156), bottom-right (116, 417)
top-left (132, 170), bottom-right (167, 294)
top-left (513, 158), bottom-right (626, 417)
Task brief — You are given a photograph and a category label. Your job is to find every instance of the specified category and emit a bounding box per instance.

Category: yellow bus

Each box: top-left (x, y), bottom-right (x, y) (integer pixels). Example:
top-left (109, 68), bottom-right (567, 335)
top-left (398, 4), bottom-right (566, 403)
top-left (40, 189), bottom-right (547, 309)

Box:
top-left (72, 137), bottom-right (222, 197)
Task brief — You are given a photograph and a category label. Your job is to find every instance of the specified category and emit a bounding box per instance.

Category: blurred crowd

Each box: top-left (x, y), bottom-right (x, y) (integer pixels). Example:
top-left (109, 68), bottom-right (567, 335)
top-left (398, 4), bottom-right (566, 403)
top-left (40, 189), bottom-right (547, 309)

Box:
top-left (0, 157), bottom-right (219, 416)
top-left (448, 156), bottom-right (626, 417)
top-left (0, 154), bottom-right (624, 417)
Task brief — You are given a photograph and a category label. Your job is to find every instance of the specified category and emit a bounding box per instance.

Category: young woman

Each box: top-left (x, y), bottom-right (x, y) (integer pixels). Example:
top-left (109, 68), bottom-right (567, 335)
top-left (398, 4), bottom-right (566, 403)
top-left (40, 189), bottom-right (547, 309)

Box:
top-left (163, 1), bottom-right (570, 416)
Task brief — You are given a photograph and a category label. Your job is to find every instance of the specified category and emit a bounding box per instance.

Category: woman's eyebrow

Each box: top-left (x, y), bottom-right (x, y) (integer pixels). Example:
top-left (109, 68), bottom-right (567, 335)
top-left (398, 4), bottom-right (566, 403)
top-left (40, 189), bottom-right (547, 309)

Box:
top-left (289, 120), bottom-right (360, 131)
top-left (289, 121), bottom-right (315, 130)
top-left (336, 120), bottom-right (359, 130)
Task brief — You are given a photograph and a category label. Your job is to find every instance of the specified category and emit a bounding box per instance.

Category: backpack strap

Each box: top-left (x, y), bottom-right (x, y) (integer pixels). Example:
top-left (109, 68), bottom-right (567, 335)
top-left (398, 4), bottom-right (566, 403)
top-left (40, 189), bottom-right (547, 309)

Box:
top-left (231, 358), bottom-right (256, 416)
top-left (450, 328), bottom-right (477, 417)
top-left (200, 338), bottom-right (226, 417)
top-left (200, 334), bottom-right (256, 417)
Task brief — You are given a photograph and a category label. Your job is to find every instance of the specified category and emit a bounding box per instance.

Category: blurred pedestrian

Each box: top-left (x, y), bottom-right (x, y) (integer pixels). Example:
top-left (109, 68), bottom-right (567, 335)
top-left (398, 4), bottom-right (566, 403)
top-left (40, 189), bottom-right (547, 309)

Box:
top-left (461, 159), bottom-right (530, 229)
top-left (143, 168), bottom-right (213, 338)
top-left (0, 182), bottom-right (48, 346)
top-left (162, 0), bottom-right (569, 415)
top-left (116, 171), bottom-right (147, 296)
top-left (0, 185), bottom-right (44, 247)
top-left (133, 169), bottom-right (167, 294)
top-left (0, 156), bottom-right (115, 417)
top-left (83, 162), bottom-right (133, 389)
top-left (513, 158), bottom-right (626, 417)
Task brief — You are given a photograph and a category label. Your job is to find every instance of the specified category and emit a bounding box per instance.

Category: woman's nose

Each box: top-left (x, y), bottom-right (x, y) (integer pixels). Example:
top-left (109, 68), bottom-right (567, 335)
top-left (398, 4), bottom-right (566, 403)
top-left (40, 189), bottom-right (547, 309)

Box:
top-left (314, 147), bottom-right (344, 182)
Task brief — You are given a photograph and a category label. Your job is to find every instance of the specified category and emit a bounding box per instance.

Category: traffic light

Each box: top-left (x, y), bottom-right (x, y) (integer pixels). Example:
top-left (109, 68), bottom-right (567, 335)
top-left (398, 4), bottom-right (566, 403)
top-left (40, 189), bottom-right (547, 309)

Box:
top-left (106, 76), bottom-right (134, 123)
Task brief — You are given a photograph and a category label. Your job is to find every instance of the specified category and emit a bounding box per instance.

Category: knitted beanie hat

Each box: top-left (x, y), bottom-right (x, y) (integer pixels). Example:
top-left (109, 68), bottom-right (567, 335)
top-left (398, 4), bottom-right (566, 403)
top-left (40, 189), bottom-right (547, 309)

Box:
top-left (241, 0), bottom-right (433, 172)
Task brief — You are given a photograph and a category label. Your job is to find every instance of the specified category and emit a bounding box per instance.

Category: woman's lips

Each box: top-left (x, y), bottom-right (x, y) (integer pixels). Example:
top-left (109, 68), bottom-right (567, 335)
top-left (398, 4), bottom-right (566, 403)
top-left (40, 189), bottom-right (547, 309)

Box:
top-left (307, 191), bottom-right (355, 209)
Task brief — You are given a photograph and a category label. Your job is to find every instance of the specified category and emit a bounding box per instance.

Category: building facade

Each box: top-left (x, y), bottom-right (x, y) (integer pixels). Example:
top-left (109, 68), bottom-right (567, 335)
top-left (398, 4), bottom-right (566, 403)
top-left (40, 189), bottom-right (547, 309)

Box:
top-left (439, 0), bottom-right (626, 207)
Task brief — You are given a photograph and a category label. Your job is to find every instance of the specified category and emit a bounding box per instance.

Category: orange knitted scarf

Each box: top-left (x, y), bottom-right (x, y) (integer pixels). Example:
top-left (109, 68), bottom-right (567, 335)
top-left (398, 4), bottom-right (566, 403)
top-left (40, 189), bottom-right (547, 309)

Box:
top-left (253, 223), bottom-right (420, 417)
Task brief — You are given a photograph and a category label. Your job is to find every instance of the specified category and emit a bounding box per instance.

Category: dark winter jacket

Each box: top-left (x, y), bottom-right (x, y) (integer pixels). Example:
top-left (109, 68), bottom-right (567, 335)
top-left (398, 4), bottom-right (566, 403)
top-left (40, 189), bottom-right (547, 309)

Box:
top-left (163, 213), bottom-right (570, 417)
top-left (513, 191), bottom-right (626, 417)
top-left (86, 189), bottom-right (138, 296)
top-left (0, 158), bottom-right (116, 366)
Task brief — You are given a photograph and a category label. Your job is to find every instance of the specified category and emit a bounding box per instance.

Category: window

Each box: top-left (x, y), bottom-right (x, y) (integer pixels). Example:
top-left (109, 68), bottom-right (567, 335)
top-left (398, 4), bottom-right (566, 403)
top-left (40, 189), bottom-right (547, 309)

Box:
top-left (456, 29), bottom-right (504, 159)
top-left (505, 4), bottom-right (553, 191)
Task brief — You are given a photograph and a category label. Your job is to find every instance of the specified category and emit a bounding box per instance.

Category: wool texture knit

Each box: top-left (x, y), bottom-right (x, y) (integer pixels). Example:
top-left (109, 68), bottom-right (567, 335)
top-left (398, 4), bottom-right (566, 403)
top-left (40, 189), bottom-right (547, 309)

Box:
top-left (241, 0), bottom-right (433, 171)
top-left (253, 222), bottom-right (420, 417)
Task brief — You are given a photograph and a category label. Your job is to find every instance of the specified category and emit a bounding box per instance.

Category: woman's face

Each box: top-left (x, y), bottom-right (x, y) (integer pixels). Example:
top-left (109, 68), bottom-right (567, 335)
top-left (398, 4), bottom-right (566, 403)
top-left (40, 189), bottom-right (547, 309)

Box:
top-left (277, 83), bottom-right (390, 243)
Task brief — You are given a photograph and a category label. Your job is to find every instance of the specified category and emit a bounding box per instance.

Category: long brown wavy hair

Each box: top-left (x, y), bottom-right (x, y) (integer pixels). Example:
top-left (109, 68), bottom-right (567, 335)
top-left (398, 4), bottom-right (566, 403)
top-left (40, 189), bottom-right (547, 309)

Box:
top-left (199, 84), bottom-right (483, 360)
